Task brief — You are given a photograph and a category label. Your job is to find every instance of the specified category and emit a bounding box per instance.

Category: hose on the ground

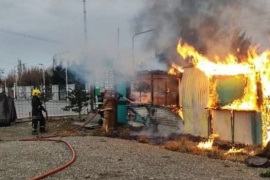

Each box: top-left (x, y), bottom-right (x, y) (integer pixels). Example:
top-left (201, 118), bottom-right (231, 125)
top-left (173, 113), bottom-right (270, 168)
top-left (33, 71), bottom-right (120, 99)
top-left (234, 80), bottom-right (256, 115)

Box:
top-left (19, 101), bottom-right (108, 180)
top-left (20, 138), bottom-right (76, 180)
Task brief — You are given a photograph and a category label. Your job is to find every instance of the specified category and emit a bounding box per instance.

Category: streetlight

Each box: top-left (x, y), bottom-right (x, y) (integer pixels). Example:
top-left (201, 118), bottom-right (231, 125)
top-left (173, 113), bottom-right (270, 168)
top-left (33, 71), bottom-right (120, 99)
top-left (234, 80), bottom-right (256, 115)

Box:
top-left (132, 29), bottom-right (156, 73)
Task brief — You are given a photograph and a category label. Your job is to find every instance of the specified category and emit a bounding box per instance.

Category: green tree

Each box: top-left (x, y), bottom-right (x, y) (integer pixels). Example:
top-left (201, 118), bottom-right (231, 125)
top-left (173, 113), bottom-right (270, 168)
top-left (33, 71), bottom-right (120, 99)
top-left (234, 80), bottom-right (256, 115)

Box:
top-left (51, 64), bottom-right (86, 86)
top-left (51, 65), bottom-right (66, 85)
top-left (67, 86), bottom-right (90, 120)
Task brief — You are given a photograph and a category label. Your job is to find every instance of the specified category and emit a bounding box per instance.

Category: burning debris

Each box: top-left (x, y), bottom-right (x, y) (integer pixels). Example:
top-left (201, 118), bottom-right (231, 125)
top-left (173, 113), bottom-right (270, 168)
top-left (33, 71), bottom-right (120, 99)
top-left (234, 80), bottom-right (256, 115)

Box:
top-left (197, 133), bottom-right (219, 150)
top-left (224, 147), bottom-right (246, 155)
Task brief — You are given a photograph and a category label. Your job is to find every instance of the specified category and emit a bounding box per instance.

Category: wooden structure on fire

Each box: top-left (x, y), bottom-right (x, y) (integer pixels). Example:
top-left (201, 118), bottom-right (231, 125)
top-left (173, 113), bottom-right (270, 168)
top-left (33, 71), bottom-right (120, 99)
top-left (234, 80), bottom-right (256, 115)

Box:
top-left (131, 70), bottom-right (179, 106)
top-left (180, 67), bottom-right (263, 145)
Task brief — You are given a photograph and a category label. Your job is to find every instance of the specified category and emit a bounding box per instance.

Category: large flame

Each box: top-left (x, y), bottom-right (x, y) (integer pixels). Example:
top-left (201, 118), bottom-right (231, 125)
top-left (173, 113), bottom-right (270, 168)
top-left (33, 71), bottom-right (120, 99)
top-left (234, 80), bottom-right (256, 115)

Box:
top-left (177, 42), bottom-right (253, 76)
top-left (174, 39), bottom-right (270, 146)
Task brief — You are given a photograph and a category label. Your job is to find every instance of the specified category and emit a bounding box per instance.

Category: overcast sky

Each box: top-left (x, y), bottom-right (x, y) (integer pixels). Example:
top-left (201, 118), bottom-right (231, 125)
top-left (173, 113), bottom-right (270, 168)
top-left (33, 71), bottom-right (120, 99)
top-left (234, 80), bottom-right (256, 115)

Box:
top-left (0, 0), bottom-right (154, 78)
top-left (1, 0), bottom-right (270, 80)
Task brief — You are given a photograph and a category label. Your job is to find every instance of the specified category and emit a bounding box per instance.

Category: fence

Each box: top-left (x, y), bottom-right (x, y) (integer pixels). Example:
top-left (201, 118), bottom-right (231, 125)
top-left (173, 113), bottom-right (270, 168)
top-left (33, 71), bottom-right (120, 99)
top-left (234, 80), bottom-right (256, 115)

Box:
top-left (15, 99), bottom-right (91, 120)
top-left (12, 84), bottom-right (91, 120)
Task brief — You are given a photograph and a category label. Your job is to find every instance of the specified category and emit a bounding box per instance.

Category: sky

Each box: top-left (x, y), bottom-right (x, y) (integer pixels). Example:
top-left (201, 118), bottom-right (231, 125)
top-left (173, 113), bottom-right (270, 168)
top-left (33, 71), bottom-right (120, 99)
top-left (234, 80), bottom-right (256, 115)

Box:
top-left (1, 0), bottom-right (270, 82)
top-left (0, 0), bottom-right (154, 79)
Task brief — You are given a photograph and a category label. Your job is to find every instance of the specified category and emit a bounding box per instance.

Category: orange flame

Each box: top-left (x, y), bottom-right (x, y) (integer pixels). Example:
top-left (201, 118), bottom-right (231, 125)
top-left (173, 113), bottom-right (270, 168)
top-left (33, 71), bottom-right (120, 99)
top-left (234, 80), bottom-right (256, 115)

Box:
top-left (168, 62), bottom-right (184, 75)
top-left (197, 134), bottom-right (219, 150)
top-left (177, 41), bottom-right (253, 76)
top-left (224, 147), bottom-right (245, 155)
top-left (197, 139), bottom-right (214, 150)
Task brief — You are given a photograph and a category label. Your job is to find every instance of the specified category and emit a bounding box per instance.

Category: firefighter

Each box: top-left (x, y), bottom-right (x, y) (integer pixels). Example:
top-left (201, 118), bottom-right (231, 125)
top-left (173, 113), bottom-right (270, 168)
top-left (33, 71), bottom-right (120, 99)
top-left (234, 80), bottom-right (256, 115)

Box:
top-left (31, 89), bottom-right (47, 135)
top-left (102, 89), bottom-right (117, 133)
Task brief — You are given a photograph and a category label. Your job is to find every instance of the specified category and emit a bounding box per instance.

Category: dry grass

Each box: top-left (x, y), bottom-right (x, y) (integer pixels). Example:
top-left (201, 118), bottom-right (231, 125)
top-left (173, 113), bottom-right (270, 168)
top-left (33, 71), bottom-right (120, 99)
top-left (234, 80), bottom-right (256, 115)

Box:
top-left (162, 136), bottom-right (198, 153)
top-left (42, 119), bottom-right (264, 164)
top-left (91, 127), bottom-right (105, 136)
top-left (159, 136), bottom-right (262, 163)
top-left (118, 128), bottom-right (131, 139)
top-left (137, 135), bottom-right (150, 144)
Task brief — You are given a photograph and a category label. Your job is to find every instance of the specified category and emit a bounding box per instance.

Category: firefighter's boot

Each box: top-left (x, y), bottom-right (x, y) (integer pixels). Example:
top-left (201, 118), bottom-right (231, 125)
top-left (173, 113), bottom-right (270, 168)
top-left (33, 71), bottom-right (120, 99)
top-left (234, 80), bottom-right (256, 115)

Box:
top-left (32, 129), bottom-right (38, 135)
top-left (40, 126), bottom-right (46, 133)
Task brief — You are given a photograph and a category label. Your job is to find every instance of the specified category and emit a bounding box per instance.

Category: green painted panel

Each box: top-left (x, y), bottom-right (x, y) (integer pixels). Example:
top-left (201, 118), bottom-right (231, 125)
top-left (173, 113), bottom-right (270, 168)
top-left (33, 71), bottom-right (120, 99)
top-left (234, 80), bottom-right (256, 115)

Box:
top-left (215, 76), bottom-right (245, 106)
top-left (250, 112), bottom-right (262, 145)
top-left (117, 104), bottom-right (127, 123)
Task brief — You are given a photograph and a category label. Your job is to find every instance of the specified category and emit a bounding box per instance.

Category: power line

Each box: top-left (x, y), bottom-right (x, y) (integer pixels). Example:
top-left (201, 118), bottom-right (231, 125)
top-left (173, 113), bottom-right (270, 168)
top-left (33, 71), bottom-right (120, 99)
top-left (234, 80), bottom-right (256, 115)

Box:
top-left (0, 29), bottom-right (59, 43)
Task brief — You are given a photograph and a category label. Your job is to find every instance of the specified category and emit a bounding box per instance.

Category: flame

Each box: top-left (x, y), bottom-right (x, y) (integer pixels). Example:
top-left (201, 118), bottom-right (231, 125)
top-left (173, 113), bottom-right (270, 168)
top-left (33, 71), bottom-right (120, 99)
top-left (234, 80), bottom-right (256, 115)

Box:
top-left (176, 41), bottom-right (253, 77)
top-left (175, 40), bottom-right (259, 111)
top-left (170, 107), bottom-right (184, 119)
top-left (168, 62), bottom-right (184, 75)
top-left (265, 126), bottom-right (270, 144)
top-left (178, 109), bottom-right (184, 119)
top-left (173, 40), bottom-right (270, 146)
top-left (224, 147), bottom-right (245, 155)
top-left (197, 134), bottom-right (219, 150)
top-left (197, 139), bottom-right (214, 150)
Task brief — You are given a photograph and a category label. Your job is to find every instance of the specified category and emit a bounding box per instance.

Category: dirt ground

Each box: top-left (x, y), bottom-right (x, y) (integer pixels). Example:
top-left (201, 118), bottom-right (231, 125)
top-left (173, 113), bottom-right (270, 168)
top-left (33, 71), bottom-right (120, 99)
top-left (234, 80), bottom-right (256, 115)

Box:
top-left (0, 117), bottom-right (263, 163)
top-left (0, 118), bottom-right (88, 141)
top-left (1, 117), bottom-right (270, 179)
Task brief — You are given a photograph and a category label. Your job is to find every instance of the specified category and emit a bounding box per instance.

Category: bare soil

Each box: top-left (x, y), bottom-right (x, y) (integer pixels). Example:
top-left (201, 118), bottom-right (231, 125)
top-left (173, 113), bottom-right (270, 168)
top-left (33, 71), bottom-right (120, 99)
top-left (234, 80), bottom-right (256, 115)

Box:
top-left (0, 118), bottom-right (88, 141)
top-left (0, 118), bottom-right (264, 164)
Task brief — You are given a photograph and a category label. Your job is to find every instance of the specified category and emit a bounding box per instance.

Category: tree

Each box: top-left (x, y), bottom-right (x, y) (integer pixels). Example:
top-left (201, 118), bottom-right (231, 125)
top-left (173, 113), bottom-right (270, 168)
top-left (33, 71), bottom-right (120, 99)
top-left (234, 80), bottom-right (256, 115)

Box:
top-left (18, 67), bottom-right (43, 86)
top-left (66, 86), bottom-right (90, 120)
top-left (5, 72), bottom-right (15, 88)
top-left (51, 65), bottom-right (66, 85)
top-left (51, 64), bottom-right (86, 86)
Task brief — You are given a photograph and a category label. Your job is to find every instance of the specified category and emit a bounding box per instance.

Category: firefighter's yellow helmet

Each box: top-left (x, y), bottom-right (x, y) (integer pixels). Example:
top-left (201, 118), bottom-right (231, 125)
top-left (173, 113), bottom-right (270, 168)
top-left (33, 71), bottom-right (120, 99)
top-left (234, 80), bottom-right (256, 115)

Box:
top-left (32, 89), bottom-right (41, 96)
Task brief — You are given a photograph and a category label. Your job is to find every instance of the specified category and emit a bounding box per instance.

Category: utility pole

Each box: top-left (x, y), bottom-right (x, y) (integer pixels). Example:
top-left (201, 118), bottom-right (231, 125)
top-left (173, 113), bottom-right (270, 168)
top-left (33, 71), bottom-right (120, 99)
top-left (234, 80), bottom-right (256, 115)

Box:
top-left (82, 0), bottom-right (93, 111)
top-left (117, 28), bottom-right (120, 61)
top-left (83, 0), bottom-right (88, 48)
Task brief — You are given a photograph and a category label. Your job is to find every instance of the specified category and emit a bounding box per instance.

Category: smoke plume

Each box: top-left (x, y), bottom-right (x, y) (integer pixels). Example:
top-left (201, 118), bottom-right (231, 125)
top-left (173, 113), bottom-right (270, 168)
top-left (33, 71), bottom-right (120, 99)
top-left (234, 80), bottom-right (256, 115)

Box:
top-left (134, 0), bottom-right (266, 65)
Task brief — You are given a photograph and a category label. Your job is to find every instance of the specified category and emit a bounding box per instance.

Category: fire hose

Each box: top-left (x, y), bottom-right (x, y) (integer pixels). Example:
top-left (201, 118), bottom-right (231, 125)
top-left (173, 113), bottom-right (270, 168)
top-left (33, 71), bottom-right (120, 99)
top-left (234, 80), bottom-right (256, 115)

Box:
top-left (19, 102), bottom-right (108, 180)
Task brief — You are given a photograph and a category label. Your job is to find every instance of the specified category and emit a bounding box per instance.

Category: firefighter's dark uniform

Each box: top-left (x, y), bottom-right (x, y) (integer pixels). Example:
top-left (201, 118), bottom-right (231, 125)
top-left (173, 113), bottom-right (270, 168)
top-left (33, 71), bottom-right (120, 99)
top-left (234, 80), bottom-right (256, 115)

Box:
top-left (31, 95), bottom-right (46, 134)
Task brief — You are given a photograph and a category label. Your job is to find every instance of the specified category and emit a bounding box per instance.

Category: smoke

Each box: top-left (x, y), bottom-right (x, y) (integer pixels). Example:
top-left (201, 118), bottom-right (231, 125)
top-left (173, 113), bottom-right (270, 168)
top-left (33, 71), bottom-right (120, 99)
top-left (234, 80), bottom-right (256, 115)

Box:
top-left (134, 0), bottom-right (266, 64)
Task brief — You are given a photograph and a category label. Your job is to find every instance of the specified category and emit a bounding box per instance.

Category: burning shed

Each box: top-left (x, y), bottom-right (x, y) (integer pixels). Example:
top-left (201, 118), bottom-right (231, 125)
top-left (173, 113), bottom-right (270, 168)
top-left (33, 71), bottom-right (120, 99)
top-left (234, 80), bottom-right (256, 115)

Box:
top-left (130, 70), bottom-right (180, 107)
top-left (175, 40), bottom-right (270, 146)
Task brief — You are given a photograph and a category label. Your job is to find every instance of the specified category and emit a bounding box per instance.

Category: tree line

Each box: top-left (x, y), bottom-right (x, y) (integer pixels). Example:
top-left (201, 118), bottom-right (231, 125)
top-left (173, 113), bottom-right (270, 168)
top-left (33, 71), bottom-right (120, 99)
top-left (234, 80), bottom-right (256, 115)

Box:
top-left (0, 65), bottom-right (85, 88)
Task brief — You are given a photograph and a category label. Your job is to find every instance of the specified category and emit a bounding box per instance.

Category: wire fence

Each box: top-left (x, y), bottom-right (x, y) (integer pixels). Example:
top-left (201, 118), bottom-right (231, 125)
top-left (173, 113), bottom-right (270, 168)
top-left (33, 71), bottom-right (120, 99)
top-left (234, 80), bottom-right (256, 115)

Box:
top-left (14, 90), bottom-right (91, 120)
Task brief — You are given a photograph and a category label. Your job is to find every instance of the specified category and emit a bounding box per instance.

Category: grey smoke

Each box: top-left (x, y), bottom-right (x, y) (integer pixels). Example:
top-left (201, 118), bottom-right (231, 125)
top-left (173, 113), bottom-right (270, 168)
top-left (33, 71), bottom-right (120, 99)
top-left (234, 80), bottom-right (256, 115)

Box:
top-left (134, 0), bottom-right (266, 64)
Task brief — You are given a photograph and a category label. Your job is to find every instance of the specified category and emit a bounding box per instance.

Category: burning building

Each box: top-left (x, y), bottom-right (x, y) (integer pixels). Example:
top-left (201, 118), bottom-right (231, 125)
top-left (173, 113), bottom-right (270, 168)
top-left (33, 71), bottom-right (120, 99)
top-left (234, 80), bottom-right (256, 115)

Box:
top-left (130, 70), bottom-right (180, 106)
top-left (173, 40), bottom-right (270, 146)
